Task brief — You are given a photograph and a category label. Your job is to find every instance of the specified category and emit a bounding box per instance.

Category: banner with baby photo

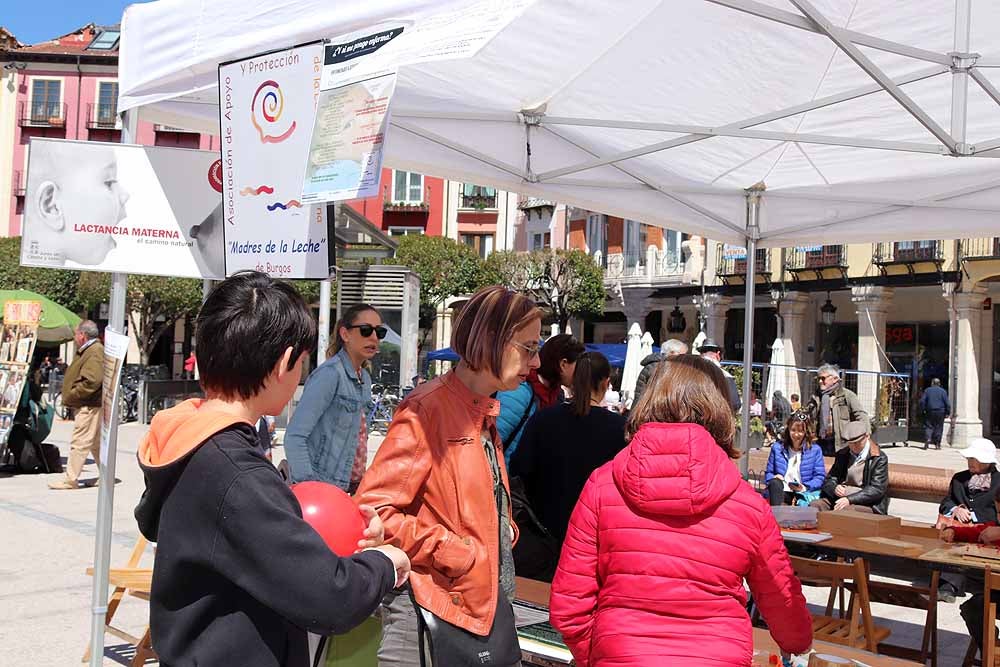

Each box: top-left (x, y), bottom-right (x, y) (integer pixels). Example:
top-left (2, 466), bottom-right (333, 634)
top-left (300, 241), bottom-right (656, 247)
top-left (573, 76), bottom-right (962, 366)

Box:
top-left (0, 300), bottom-right (42, 445)
top-left (19, 138), bottom-right (225, 279)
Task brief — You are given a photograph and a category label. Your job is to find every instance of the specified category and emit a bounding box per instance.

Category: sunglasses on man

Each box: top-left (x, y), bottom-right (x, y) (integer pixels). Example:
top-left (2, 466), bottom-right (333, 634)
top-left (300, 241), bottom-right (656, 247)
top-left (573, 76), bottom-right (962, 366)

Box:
top-left (345, 324), bottom-right (388, 340)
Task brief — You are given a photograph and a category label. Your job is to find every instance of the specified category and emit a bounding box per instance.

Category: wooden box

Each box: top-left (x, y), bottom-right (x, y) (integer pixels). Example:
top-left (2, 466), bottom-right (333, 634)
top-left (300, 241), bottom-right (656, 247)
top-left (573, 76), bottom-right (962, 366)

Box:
top-left (817, 511), bottom-right (901, 538)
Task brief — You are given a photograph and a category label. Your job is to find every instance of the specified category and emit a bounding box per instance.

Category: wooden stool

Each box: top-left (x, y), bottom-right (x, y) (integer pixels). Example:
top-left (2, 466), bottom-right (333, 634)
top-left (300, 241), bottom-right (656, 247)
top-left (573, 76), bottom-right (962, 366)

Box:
top-left (790, 556), bottom-right (891, 653)
top-left (82, 536), bottom-right (156, 666)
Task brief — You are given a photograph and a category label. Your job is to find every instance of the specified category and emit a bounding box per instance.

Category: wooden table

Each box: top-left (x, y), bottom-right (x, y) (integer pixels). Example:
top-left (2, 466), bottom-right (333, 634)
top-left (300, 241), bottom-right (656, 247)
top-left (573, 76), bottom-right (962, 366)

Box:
top-left (783, 522), bottom-right (1000, 576)
top-left (514, 578), bottom-right (920, 667)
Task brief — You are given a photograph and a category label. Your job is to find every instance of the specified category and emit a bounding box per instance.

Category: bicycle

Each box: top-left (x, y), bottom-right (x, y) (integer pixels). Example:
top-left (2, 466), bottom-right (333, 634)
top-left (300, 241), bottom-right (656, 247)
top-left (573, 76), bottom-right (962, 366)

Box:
top-left (368, 383), bottom-right (400, 435)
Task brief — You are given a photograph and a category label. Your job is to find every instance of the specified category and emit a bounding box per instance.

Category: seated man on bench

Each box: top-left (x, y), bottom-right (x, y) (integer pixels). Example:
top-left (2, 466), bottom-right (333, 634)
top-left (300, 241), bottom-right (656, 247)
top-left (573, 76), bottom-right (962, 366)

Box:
top-left (811, 422), bottom-right (889, 515)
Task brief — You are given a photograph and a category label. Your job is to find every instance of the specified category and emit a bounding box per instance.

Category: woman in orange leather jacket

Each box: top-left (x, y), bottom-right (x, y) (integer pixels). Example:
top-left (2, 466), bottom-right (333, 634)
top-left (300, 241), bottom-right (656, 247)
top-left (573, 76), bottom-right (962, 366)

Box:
top-left (356, 285), bottom-right (542, 666)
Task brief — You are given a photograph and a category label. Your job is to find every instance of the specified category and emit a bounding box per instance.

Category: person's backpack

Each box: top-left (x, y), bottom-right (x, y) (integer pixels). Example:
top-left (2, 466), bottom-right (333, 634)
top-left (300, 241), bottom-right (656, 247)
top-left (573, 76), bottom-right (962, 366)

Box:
top-left (9, 384), bottom-right (60, 474)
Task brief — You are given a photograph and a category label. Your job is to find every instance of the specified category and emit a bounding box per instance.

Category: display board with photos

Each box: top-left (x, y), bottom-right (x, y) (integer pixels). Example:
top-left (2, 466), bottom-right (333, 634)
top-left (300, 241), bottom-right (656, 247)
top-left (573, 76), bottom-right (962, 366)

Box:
top-left (0, 300), bottom-right (42, 444)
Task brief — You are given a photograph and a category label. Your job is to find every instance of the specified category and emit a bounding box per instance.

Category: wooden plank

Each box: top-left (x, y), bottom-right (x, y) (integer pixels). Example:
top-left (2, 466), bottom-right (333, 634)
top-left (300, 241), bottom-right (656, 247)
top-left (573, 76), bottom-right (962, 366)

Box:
top-left (856, 537), bottom-right (926, 558)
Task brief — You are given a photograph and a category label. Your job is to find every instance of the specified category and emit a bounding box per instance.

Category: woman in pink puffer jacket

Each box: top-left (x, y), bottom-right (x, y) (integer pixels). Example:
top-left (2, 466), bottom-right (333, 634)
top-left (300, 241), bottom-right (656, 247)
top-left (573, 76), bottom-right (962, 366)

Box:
top-left (550, 355), bottom-right (812, 666)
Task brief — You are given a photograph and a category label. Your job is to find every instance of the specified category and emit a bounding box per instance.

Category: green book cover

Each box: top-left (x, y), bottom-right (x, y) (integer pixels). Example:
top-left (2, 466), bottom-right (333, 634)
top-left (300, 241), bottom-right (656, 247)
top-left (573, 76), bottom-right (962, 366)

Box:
top-left (517, 621), bottom-right (568, 650)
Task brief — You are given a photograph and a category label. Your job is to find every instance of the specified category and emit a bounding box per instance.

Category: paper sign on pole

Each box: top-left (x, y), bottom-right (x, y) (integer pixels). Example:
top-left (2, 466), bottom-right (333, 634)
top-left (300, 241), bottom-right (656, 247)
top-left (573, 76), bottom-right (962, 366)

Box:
top-left (20, 139), bottom-right (225, 279)
top-left (219, 42), bottom-right (331, 279)
top-left (99, 329), bottom-right (129, 469)
top-left (0, 300), bottom-right (41, 446)
top-left (302, 74), bottom-right (396, 204)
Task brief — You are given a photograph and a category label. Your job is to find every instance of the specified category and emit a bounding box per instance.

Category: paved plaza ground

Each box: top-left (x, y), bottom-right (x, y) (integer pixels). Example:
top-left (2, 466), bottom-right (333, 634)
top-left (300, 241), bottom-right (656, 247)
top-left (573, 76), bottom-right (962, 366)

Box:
top-left (0, 419), bottom-right (983, 665)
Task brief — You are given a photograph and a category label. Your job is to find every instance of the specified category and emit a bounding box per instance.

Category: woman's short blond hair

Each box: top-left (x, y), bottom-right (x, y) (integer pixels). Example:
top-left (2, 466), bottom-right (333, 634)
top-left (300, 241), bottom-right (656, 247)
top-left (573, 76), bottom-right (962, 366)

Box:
top-left (451, 286), bottom-right (542, 379)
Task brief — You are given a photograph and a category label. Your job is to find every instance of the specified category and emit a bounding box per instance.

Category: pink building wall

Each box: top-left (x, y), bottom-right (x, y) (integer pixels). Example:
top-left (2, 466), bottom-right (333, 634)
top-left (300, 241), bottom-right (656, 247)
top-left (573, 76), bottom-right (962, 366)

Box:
top-left (9, 67), bottom-right (219, 236)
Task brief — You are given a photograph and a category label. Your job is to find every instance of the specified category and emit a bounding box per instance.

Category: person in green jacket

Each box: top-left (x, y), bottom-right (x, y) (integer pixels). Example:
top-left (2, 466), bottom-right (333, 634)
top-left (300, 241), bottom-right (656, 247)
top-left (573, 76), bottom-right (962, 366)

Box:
top-left (49, 320), bottom-right (104, 490)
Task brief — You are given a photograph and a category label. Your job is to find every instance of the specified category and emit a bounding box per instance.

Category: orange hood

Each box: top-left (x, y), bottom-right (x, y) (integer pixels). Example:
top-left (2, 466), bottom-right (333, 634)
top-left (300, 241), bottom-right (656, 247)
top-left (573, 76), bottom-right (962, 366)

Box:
top-left (138, 398), bottom-right (252, 468)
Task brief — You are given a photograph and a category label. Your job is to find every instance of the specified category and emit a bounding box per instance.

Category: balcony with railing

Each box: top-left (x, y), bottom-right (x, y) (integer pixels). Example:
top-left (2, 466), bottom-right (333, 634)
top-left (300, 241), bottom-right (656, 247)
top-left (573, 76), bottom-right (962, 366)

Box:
top-left (716, 246), bottom-right (770, 279)
top-left (87, 102), bottom-right (119, 129)
top-left (12, 170), bottom-right (25, 197)
top-left (18, 101), bottom-right (67, 128)
top-left (960, 237), bottom-right (1000, 261)
top-left (459, 185), bottom-right (497, 210)
top-left (603, 248), bottom-right (684, 284)
top-left (785, 244), bottom-right (848, 279)
top-left (873, 240), bottom-right (944, 266)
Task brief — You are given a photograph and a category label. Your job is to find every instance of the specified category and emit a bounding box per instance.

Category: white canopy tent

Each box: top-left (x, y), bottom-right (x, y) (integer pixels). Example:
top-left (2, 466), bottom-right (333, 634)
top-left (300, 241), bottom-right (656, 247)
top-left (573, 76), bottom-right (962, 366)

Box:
top-left (117, 0), bottom-right (1000, 459)
top-left (94, 3), bottom-right (1000, 661)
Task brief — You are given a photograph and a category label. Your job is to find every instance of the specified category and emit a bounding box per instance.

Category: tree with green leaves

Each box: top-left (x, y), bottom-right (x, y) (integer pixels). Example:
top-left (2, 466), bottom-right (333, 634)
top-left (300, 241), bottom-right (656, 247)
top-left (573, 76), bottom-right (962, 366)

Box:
top-left (390, 234), bottom-right (484, 344)
top-left (0, 236), bottom-right (85, 311)
top-left (483, 248), bottom-right (605, 331)
top-left (78, 272), bottom-right (203, 364)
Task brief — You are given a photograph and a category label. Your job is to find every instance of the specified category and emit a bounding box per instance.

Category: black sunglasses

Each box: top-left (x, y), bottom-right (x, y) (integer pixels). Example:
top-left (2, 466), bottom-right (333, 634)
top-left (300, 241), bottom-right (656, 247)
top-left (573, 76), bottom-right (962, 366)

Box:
top-left (346, 324), bottom-right (388, 340)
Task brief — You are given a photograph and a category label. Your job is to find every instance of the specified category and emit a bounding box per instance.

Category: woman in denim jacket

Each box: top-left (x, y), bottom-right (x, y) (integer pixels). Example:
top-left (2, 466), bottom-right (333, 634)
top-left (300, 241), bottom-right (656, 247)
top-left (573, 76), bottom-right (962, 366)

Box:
top-left (284, 304), bottom-right (386, 493)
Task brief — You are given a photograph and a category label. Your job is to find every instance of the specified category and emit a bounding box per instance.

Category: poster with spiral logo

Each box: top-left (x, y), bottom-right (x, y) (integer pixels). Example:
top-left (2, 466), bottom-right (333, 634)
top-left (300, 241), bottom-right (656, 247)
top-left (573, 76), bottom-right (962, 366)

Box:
top-left (218, 42), bottom-right (331, 279)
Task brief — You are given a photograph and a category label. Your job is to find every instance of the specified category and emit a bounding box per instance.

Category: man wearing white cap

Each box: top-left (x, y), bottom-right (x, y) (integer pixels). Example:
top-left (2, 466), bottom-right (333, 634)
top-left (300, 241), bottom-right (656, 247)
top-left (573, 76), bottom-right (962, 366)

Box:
top-left (940, 438), bottom-right (1000, 526)
top-left (938, 438), bottom-right (1000, 657)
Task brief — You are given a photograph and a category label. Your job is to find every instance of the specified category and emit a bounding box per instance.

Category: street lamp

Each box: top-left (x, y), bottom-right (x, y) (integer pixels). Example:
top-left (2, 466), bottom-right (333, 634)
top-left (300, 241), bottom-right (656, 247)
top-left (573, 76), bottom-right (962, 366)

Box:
top-left (667, 299), bottom-right (686, 333)
top-left (820, 292), bottom-right (837, 326)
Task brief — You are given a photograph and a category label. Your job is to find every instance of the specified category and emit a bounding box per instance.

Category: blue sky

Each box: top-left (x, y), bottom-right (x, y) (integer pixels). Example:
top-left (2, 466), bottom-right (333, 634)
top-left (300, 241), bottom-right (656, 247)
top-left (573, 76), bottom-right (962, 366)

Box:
top-left (5, 0), bottom-right (140, 45)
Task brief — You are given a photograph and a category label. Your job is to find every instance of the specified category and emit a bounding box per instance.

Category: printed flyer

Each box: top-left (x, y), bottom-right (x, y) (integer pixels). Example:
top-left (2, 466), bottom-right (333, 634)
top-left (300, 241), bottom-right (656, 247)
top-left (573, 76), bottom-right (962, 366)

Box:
top-left (99, 328), bottom-right (129, 469)
top-left (302, 73), bottom-right (396, 204)
top-left (218, 42), bottom-right (331, 278)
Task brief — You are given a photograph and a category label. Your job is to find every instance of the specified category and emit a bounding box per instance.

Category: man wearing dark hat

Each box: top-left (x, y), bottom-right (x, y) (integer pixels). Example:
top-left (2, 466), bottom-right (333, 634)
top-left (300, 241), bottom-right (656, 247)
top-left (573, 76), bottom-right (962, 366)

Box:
top-left (698, 338), bottom-right (742, 412)
top-left (811, 422), bottom-right (889, 514)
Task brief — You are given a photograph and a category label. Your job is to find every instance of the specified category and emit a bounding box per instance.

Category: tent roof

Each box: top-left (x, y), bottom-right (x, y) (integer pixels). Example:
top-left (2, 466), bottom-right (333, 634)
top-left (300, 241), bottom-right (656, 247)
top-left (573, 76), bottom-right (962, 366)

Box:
top-left (118, 0), bottom-right (1000, 246)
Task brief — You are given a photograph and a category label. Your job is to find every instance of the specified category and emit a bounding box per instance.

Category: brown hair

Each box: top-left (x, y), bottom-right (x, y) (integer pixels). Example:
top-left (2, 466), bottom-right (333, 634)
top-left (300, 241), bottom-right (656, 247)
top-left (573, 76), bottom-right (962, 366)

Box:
top-left (782, 412), bottom-right (815, 451)
top-left (538, 334), bottom-right (585, 388)
top-left (626, 354), bottom-right (739, 458)
top-left (571, 351), bottom-right (611, 417)
top-left (451, 286), bottom-right (542, 378)
top-left (330, 303), bottom-right (380, 357)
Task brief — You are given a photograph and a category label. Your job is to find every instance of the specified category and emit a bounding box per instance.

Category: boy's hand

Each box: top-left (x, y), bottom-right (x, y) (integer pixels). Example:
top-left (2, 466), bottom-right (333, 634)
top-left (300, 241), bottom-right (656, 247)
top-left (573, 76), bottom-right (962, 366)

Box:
top-left (834, 497), bottom-right (851, 511)
top-left (940, 528), bottom-right (956, 543)
top-left (834, 485), bottom-right (849, 498)
top-left (979, 527), bottom-right (1000, 544)
top-left (773, 474), bottom-right (784, 481)
top-left (357, 505), bottom-right (384, 550)
top-left (371, 545), bottom-right (411, 588)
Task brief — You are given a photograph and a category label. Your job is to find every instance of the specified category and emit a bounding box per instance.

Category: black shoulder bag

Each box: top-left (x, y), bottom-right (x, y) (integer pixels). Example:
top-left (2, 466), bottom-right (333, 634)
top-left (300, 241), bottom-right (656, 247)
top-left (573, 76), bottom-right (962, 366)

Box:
top-left (409, 585), bottom-right (522, 666)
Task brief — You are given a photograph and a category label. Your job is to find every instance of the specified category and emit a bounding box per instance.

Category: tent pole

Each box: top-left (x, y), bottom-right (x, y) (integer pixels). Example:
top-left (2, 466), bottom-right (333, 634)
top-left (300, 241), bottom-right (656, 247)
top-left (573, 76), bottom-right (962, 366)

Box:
top-left (318, 279), bottom-right (332, 364)
top-left (951, 0), bottom-right (972, 152)
top-left (88, 110), bottom-right (134, 667)
top-left (739, 186), bottom-right (764, 478)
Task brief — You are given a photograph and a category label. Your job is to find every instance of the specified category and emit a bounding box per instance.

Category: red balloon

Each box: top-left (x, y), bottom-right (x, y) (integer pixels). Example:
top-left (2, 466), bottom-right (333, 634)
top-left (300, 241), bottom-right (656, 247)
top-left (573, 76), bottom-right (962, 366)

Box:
top-left (291, 481), bottom-right (366, 556)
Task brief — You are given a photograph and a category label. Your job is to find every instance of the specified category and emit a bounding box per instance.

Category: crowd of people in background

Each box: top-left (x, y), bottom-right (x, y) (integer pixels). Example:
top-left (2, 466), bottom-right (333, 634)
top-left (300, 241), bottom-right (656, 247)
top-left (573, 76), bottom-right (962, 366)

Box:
top-left (122, 271), bottom-right (999, 667)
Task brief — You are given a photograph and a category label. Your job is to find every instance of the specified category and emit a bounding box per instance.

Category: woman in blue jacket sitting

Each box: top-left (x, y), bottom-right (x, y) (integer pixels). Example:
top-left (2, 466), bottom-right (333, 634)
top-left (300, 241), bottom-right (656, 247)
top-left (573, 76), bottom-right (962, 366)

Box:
top-left (765, 411), bottom-right (826, 506)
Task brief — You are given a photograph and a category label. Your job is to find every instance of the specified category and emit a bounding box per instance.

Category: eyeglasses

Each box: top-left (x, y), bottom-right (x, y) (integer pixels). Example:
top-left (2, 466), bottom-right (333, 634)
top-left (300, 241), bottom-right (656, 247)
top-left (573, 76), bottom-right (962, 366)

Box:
top-left (510, 340), bottom-right (540, 359)
top-left (346, 324), bottom-right (388, 340)
top-left (817, 375), bottom-right (833, 382)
